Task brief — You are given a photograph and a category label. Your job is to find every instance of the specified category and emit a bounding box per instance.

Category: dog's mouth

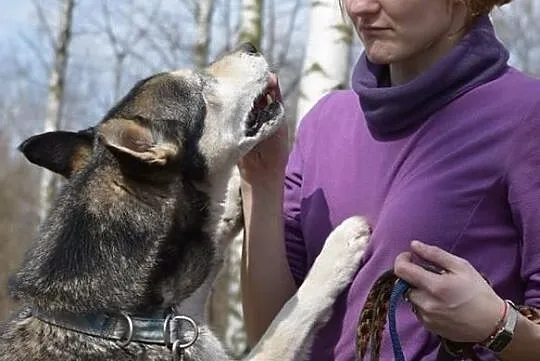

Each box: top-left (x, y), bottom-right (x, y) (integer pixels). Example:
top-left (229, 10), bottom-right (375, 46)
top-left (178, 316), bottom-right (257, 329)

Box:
top-left (245, 73), bottom-right (282, 137)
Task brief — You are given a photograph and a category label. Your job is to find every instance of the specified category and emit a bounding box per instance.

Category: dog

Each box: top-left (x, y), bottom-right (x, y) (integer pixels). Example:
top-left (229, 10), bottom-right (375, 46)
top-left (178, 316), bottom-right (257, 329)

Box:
top-left (0, 43), bottom-right (370, 361)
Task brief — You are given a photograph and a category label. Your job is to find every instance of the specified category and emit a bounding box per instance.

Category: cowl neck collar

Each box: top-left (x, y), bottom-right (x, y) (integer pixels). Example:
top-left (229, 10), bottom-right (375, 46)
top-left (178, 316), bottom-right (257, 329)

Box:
top-left (351, 16), bottom-right (509, 141)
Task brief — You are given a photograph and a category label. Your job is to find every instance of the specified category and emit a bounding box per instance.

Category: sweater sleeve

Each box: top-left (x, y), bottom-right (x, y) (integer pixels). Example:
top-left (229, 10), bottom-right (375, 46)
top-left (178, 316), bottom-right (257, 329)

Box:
top-left (284, 133), bottom-right (306, 286)
top-left (507, 101), bottom-right (540, 307)
top-left (283, 92), bottom-right (347, 286)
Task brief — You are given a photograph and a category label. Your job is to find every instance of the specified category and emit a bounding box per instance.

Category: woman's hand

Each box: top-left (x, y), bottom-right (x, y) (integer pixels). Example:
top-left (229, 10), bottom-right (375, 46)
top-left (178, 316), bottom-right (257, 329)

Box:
top-left (238, 122), bottom-right (289, 184)
top-left (394, 240), bottom-right (505, 343)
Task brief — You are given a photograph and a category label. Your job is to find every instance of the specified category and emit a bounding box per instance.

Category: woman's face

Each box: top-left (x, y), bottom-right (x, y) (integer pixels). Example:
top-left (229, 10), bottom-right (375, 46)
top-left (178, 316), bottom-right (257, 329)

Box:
top-left (343, 0), bottom-right (466, 65)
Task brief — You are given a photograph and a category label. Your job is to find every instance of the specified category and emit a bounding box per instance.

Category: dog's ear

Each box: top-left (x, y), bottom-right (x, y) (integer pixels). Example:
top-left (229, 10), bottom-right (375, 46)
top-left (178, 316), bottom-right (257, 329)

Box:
top-left (18, 128), bottom-right (95, 178)
top-left (99, 118), bottom-right (179, 166)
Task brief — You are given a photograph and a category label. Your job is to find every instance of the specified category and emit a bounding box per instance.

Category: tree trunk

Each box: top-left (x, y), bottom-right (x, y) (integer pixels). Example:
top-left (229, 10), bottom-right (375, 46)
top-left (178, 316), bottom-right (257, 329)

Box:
top-left (39, 0), bottom-right (75, 222)
top-left (296, 0), bottom-right (353, 124)
top-left (206, 2), bottom-right (265, 355)
top-left (238, 0), bottom-right (263, 48)
top-left (194, 0), bottom-right (214, 68)
top-left (492, 0), bottom-right (539, 76)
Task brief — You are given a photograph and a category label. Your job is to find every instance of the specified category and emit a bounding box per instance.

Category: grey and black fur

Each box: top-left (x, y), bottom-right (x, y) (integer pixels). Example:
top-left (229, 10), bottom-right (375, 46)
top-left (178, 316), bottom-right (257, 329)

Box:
top-left (1, 44), bottom-right (371, 361)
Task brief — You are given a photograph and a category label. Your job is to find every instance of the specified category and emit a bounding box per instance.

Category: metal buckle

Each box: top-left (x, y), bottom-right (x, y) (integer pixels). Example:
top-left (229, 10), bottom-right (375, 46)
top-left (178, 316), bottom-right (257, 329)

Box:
top-left (116, 312), bottom-right (134, 347)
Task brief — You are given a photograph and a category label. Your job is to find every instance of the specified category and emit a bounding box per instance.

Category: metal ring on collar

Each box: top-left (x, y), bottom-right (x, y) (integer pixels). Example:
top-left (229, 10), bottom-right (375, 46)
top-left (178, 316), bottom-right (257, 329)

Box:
top-left (170, 315), bottom-right (200, 349)
top-left (164, 313), bottom-right (173, 347)
top-left (116, 312), bottom-right (134, 347)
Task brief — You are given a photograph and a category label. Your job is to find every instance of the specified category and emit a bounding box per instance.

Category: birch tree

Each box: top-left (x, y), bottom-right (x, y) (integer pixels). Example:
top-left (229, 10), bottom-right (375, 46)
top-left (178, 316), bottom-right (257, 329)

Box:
top-left (296, 0), bottom-right (353, 124)
top-left (222, 1), bottom-right (264, 351)
top-left (492, 0), bottom-right (540, 76)
top-left (194, 0), bottom-right (215, 68)
top-left (40, 0), bottom-right (75, 221)
top-left (239, 0), bottom-right (263, 47)
top-left (206, 0), bottom-right (265, 356)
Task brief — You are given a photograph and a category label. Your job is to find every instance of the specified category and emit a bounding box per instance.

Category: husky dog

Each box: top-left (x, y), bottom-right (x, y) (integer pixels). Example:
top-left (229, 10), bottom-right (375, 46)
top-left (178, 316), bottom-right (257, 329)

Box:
top-left (0, 43), bottom-right (370, 361)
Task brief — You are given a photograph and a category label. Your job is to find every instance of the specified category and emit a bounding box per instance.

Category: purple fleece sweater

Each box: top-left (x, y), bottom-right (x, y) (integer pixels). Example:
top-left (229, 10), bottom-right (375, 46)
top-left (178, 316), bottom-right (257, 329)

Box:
top-left (284, 17), bottom-right (540, 361)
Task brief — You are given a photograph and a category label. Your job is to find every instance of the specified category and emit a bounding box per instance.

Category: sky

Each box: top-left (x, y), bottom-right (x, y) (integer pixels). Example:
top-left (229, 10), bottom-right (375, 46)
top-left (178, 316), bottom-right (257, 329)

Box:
top-left (0, 2), bottom-right (32, 41)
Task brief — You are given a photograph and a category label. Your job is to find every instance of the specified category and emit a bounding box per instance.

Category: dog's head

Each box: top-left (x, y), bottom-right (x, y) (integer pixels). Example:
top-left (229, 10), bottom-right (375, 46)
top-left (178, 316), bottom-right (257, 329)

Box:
top-left (21, 43), bottom-right (283, 181)
top-left (13, 44), bottom-right (284, 313)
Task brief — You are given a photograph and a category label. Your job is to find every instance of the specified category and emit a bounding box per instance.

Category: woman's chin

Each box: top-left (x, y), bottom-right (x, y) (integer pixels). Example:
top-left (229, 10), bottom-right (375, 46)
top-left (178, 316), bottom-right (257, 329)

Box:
top-left (365, 50), bottom-right (394, 65)
top-left (363, 42), bottom-right (402, 65)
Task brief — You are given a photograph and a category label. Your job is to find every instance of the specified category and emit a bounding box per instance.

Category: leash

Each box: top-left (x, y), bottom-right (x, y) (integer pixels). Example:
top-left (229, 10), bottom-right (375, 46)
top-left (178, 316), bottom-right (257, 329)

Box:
top-left (388, 279), bottom-right (411, 361)
top-left (388, 264), bottom-right (448, 361)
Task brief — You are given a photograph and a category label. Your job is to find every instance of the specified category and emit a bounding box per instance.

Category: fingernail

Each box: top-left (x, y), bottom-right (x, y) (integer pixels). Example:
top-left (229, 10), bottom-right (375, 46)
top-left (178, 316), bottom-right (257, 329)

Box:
top-left (411, 240), bottom-right (422, 247)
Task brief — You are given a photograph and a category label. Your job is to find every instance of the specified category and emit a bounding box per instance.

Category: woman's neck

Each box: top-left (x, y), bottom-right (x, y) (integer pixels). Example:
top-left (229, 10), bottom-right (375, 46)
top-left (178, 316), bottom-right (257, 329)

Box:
top-left (390, 7), bottom-right (469, 86)
top-left (389, 36), bottom-right (460, 85)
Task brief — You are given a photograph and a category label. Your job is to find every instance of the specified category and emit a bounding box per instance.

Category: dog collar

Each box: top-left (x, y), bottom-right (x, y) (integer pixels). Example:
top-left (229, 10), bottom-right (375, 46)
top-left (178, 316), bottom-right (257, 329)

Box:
top-left (32, 307), bottom-right (199, 352)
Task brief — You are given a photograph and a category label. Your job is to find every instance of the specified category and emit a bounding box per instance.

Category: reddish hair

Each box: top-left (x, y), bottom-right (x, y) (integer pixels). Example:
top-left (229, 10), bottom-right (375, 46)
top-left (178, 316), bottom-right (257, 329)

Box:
top-left (469, 0), bottom-right (512, 17)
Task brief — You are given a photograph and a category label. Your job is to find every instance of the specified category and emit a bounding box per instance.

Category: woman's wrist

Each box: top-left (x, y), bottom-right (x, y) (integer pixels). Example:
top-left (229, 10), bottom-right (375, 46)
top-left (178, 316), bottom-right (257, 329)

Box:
top-left (240, 170), bottom-right (285, 196)
top-left (240, 174), bottom-right (284, 220)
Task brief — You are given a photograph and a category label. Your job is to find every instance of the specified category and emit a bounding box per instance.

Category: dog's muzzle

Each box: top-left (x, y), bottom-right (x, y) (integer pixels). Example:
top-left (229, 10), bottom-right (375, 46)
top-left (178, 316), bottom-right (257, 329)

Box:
top-left (33, 307), bottom-right (199, 360)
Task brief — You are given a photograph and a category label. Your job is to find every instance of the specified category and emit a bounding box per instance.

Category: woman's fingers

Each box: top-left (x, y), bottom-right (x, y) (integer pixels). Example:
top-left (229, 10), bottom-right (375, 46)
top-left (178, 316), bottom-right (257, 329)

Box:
top-left (409, 240), bottom-right (469, 273)
top-left (394, 251), bottom-right (440, 290)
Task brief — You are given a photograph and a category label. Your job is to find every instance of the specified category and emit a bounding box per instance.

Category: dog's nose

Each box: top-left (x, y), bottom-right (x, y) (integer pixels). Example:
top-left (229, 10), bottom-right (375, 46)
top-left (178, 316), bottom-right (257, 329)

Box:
top-left (238, 42), bottom-right (260, 56)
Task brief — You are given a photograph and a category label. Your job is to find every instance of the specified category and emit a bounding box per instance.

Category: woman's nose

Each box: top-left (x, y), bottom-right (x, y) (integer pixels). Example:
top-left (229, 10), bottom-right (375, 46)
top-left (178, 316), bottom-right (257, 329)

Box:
top-left (346, 0), bottom-right (381, 16)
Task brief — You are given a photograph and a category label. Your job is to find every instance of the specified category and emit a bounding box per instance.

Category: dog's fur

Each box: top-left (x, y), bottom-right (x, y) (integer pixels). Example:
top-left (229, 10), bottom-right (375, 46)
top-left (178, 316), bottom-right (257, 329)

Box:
top-left (0, 45), bottom-right (370, 361)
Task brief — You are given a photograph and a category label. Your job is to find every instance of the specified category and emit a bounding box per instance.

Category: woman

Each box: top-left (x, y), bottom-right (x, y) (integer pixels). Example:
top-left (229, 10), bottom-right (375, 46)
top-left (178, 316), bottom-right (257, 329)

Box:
top-left (240, 0), bottom-right (540, 360)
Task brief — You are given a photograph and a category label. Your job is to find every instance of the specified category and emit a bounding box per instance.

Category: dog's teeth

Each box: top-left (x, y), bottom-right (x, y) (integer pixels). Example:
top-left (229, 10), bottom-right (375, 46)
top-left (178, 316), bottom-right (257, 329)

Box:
top-left (266, 94), bottom-right (274, 105)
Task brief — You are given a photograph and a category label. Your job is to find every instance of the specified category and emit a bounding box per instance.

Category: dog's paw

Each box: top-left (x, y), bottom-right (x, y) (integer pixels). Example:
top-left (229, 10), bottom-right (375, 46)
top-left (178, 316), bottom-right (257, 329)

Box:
top-left (306, 216), bottom-right (370, 298)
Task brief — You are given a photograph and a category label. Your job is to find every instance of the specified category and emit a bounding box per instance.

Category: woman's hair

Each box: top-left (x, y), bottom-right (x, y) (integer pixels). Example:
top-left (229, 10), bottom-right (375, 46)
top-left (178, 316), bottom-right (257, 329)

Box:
top-left (469, 0), bottom-right (512, 18)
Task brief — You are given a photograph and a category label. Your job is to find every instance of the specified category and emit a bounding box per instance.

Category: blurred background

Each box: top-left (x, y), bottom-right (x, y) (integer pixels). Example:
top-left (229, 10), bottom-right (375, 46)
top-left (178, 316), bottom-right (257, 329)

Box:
top-left (0, 0), bottom-right (538, 357)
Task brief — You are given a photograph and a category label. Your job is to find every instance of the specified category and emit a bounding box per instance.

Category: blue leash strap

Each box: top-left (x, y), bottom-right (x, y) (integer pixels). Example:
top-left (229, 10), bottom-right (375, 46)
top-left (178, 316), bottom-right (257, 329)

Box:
top-left (388, 278), bottom-right (412, 361)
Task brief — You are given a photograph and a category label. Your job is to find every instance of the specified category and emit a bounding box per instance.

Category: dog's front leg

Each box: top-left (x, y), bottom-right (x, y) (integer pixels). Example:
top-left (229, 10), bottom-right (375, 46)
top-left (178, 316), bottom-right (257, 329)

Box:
top-left (243, 216), bottom-right (370, 361)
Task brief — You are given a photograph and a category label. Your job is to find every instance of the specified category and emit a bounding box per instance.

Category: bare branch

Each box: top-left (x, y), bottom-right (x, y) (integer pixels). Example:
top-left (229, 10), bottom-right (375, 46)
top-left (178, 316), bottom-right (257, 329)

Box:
top-left (40, 0), bottom-right (76, 220)
top-left (31, 0), bottom-right (57, 50)
top-left (18, 33), bottom-right (51, 73)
